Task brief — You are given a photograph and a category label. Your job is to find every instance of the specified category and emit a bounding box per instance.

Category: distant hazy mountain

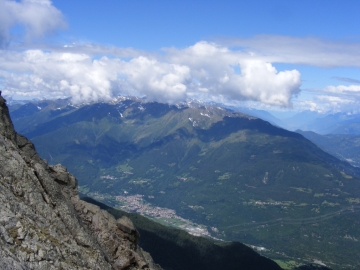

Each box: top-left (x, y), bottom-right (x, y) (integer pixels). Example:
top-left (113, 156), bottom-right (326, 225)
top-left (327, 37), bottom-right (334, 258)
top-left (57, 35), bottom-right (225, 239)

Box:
top-left (10, 97), bottom-right (360, 269)
top-left (229, 106), bottom-right (287, 128)
top-left (305, 113), bottom-right (360, 135)
top-left (297, 130), bottom-right (360, 168)
top-left (281, 110), bottom-right (327, 131)
top-left (283, 111), bottom-right (360, 135)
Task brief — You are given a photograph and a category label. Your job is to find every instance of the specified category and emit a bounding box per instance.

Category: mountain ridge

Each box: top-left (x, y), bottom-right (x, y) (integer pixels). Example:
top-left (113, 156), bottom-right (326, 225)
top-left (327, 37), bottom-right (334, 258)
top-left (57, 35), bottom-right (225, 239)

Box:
top-left (0, 95), bottom-right (161, 269)
top-left (9, 96), bottom-right (360, 269)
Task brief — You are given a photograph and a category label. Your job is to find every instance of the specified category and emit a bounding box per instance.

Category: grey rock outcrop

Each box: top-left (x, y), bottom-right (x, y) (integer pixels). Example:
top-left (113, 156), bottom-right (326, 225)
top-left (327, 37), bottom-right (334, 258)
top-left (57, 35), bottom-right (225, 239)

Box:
top-left (0, 95), bottom-right (161, 270)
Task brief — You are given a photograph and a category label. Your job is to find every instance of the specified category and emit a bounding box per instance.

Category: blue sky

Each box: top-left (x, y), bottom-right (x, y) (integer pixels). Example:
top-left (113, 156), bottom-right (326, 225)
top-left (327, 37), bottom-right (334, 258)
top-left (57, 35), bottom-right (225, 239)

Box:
top-left (52, 0), bottom-right (359, 48)
top-left (1, 0), bottom-right (360, 113)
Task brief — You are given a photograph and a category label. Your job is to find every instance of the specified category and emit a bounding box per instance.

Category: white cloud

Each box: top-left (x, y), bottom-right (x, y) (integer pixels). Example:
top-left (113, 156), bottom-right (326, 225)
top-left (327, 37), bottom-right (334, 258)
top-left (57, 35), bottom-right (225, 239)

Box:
top-left (0, 50), bottom-right (191, 104)
top-left (1, 50), bottom-right (120, 103)
top-left (167, 42), bottom-right (301, 107)
top-left (0, 41), bottom-right (302, 106)
top-left (324, 85), bottom-right (360, 95)
top-left (3, 36), bottom-right (360, 112)
top-left (297, 100), bottom-right (321, 112)
top-left (119, 56), bottom-right (191, 104)
top-left (315, 95), bottom-right (357, 112)
top-left (0, 1), bottom-right (359, 113)
top-left (303, 84), bottom-right (360, 112)
top-left (0, 0), bottom-right (66, 47)
top-left (307, 85), bottom-right (360, 112)
top-left (293, 86), bottom-right (360, 113)
top-left (223, 35), bottom-right (360, 68)
top-left (1, 0), bottom-right (359, 113)
top-left (316, 95), bottom-right (354, 104)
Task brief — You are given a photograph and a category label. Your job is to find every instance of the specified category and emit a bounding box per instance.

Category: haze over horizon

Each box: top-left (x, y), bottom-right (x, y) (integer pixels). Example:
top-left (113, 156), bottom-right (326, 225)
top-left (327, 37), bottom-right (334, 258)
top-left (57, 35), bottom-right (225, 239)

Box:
top-left (1, 0), bottom-right (360, 113)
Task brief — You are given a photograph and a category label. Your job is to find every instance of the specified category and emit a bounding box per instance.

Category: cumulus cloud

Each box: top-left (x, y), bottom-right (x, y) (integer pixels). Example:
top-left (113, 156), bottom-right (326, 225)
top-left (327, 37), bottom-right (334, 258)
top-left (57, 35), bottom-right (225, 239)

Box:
top-left (166, 42), bottom-right (301, 106)
top-left (294, 84), bottom-right (360, 113)
top-left (0, 50), bottom-right (119, 103)
top-left (119, 57), bottom-right (191, 104)
top-left (0, 50), bottom-right (192, 104)
top-left (296, 100), bottom-right (321, 112)
top-left (314, 84), bottom-right (360, 111)
top-left (315, 95), bottom-right (357, 112)
top-left (0, 0), bottom-right (66, 47)
top-left (0, 41), bottom-right (302, 106)
top-left (295, 95), bottom-right (358, 113)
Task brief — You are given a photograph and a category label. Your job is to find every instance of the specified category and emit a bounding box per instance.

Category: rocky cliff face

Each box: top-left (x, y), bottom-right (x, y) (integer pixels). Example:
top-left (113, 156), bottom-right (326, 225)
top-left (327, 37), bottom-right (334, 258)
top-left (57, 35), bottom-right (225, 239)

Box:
top-left (0, 95), bottom-right (161, 269)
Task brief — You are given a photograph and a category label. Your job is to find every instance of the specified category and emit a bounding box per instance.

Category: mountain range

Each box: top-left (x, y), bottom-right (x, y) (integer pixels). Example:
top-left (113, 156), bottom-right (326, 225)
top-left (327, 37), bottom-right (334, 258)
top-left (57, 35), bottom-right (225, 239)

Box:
top-left (1, 95), bottom-right (285, 269)
top-left (297, 131), bottom-right (360, 168)
top-left (292, 112), bottom-right (360, 135)
top-left (9, 96), bottom-right (360, 269)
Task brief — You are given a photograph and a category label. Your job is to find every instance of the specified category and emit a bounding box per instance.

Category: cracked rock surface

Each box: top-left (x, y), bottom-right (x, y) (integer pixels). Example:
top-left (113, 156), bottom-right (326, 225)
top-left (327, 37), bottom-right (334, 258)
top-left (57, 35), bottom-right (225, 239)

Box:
top-left (0, 96), bottom-right (161, 270)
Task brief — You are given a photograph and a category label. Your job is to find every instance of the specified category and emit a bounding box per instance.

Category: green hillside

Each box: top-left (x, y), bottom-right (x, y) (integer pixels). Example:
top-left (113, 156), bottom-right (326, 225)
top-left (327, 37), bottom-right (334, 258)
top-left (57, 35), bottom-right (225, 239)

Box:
top-left (10, 98), bottom-right (360, 269)
top-left (81, 197), bottom-right (282, 270)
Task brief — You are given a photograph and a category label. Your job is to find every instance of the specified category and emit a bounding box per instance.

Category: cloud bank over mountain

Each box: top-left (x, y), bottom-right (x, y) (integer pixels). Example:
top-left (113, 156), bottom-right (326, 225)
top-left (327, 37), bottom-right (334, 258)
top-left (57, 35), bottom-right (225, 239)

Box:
top-left (0, 42), bottom-right (302, 106)
top-left (0, 0), bottom-right (359, 112)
